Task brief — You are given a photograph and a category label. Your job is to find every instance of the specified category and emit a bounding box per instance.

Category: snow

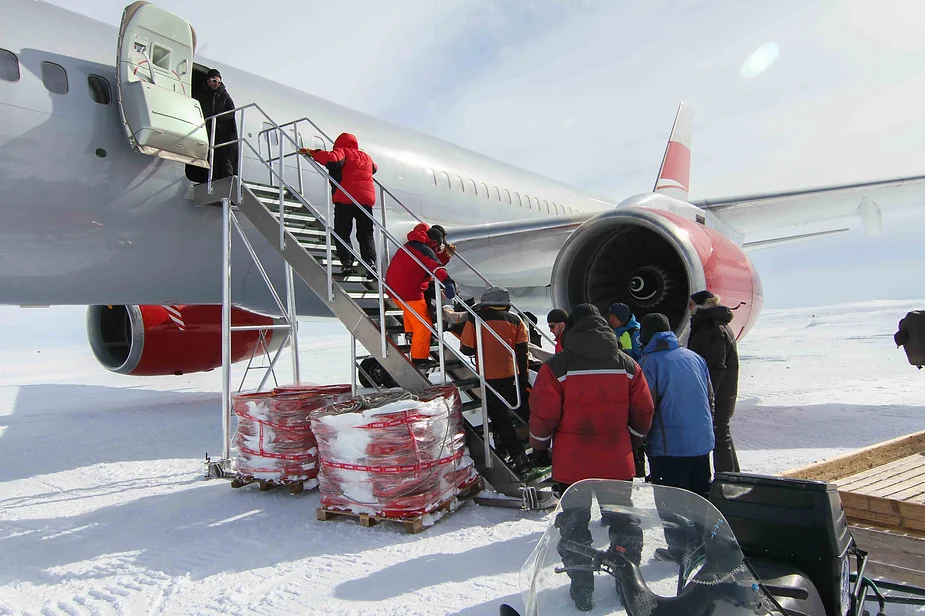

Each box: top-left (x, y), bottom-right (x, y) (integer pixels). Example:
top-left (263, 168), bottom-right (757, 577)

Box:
top-left (1, 302), bottom-right (924, 615)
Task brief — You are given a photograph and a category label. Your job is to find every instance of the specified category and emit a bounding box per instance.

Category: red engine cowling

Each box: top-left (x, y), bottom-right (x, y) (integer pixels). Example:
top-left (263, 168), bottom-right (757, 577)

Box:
top-left (551, 206), bottom-right (762, 340)
top-left (86, 305), bottom-right (287, 376)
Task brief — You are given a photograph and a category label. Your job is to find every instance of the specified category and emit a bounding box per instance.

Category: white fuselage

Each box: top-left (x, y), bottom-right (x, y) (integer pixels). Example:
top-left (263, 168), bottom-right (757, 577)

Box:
top-left (0, 0), bottom-right (624, 316)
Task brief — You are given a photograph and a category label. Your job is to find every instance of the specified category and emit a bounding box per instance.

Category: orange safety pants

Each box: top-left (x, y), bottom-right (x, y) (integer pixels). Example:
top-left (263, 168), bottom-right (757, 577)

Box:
top-left (402, 299), bottom-right (433, 360)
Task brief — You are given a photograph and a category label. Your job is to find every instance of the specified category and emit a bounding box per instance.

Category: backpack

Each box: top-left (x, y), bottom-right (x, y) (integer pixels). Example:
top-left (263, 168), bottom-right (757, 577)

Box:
top-left (894, 310), bottom-right (925, 368)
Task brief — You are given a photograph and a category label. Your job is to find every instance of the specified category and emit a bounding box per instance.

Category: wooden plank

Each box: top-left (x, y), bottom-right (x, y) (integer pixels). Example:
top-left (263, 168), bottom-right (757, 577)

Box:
top-left (889, 480), bottom-right (925, 502)
top-left (782, 430), bottom-right (925, 481)
top-left (838, 455), bottom-right (925, 491)
top-left (863, 470), bottom-right (925, 498)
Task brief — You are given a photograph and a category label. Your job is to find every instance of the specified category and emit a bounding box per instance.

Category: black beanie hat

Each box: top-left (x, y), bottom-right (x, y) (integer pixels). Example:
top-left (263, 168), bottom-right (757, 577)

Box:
top-left (546, 308), bottom-right (568, 324)
top-left (206, 68), bottom-right (222, 80)
top-left (690, 290), bottom-right (715, 305)
top-left (567, 303), bottom-right (600, 328)
top-left (640, 313), bottom-right (671, 346)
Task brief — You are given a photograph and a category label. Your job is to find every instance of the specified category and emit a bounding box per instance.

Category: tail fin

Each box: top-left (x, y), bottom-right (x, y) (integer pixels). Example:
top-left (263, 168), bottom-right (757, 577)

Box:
top-left (653, 102), bottom-right (693, 201)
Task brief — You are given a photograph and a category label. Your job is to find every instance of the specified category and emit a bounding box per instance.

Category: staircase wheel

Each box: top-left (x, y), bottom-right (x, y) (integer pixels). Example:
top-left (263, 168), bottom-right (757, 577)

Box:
top-left (358, 357), bottom-right (398, 388)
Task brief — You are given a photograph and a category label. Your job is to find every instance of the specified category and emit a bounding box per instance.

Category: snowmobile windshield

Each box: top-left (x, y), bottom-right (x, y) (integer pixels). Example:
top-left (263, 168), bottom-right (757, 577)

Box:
top-left (520, 480), bottom-right (778, 616)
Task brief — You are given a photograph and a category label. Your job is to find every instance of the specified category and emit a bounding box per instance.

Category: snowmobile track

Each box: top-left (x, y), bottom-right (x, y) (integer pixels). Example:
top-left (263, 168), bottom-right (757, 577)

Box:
top-left (316, 478), bottom-right (484, 534)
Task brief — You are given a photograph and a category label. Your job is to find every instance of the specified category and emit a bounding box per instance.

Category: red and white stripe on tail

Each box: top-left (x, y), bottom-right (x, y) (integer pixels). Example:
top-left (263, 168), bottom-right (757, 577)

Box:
top-left (163, 305), bottom-right (186, 331)
top-left (653, 103), bottom-right (693, 201)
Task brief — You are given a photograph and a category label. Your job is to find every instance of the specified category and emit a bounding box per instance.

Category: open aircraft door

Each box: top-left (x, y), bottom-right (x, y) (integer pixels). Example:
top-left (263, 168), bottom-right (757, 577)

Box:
top-left (116, 2), bottom-right (209, 167)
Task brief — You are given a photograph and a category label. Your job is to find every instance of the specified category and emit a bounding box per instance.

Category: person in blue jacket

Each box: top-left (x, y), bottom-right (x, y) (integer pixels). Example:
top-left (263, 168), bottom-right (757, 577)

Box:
top-left (638, 313), bottom-right (715, 499)
top-left (607, 303), bottom-right (642, 360)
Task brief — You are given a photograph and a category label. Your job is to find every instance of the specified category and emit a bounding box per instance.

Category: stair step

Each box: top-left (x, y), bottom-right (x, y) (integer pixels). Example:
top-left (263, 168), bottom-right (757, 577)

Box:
top-left (461, 400), bottom-right (483, 412)
top-left (452, 377), bottom-right (483, 391)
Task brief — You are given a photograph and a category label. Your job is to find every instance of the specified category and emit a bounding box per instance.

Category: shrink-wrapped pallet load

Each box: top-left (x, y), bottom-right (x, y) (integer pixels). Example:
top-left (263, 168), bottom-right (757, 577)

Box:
top-left (233, 384), bottom-right (352, 487)
top-left (311, 385), bottom-right (479, 518)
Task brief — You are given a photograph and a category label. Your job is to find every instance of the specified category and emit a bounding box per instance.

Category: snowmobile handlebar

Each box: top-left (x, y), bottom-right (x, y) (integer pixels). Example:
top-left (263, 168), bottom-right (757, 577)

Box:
top-left (558, 540), bottom-right (782, 616)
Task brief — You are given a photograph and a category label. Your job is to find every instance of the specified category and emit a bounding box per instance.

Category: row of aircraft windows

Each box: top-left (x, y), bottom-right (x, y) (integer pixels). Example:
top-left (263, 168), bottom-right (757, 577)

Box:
top-left (0, 48), bottom-right (113, 105)
top-left (424, 167), bottom-right (578, 215)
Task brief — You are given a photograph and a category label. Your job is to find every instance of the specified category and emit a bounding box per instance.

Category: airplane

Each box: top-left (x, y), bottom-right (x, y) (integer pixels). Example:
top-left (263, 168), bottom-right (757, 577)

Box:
top-left (1, 0), bottom-right (923, 378)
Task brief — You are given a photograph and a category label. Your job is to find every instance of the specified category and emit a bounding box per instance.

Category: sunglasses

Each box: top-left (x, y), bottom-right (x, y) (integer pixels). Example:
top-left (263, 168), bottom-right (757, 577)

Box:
top-left (208, 77), bottom-right (221, 84)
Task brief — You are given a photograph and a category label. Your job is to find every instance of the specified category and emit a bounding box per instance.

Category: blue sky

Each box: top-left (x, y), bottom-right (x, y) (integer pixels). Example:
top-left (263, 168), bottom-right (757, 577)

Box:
top-left (44, 0), bottom-right (925, 308)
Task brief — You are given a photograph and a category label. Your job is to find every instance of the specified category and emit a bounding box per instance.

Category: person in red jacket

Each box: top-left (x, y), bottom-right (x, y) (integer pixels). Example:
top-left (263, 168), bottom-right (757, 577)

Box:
top-left (529, 305), bottom-right (654, 611)
top-left (384, 223), bottom-right (456, 366)
top-left (299, 133), bottom-right (378, 279)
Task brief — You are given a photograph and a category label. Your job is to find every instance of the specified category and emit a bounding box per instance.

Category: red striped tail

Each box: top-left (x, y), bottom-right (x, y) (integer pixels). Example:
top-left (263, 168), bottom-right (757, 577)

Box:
top-left (653, 103), bottom-right (693, 201)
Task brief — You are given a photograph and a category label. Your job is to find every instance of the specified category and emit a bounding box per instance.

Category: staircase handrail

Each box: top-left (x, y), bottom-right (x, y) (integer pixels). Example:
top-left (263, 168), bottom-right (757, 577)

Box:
top-left (201, 104), bottom-right (525, 413)
top-left (259, 115), bottom-right (557, 349)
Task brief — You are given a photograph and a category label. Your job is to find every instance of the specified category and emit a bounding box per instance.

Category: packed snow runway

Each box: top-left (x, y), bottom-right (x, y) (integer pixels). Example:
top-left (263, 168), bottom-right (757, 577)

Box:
top-left (1, 301), bottom-right (924, 615)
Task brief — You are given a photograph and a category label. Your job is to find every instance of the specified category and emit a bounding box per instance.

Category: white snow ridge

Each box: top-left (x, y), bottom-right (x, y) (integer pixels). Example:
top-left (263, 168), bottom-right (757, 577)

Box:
top-left (0, 302), bottom-right (923, 615)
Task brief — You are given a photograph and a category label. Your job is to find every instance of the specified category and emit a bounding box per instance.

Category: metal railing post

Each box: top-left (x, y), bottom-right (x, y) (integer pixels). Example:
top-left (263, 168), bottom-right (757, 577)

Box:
top-left (378, 184), bottom-right (389, 268)
top-left (350, 336), bottom-right (357, 396)
top-left (278, 132), bottom-right (286, 251)
top-left (293, 124), bottom-right (304, 197)
top-left (286, 263), bottom-right (300, 384)
top-left (207, 116), bottom-right (217, 195)
top-left (475, 322), bottom-right (491, 469)
top-left (236, 108), bottom-right (245, 204)
top-left (325, 190), bottom-right (334, 301)
top-left (221, 197), bottom-right (232, 463)
top-left (436, 287), bottom-right (446, 383)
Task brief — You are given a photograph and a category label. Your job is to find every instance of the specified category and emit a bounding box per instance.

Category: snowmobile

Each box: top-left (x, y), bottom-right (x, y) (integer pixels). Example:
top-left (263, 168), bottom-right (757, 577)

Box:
top-left (501, 475), bottom-right (925, 615)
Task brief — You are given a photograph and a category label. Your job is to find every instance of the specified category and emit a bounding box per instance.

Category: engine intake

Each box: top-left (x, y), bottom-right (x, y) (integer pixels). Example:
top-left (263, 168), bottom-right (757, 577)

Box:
top-left (552, 206), bottom-right (762, 339)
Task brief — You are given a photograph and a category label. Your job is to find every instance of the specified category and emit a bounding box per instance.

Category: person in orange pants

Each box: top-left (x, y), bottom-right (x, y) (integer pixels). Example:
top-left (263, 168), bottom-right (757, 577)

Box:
top-left (384, 223), bottom-right (456, 367)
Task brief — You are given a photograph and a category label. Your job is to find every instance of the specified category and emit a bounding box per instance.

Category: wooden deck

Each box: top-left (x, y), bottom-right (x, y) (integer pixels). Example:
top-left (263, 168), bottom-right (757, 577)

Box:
top-left (782, 430), bottom-right (925, 583)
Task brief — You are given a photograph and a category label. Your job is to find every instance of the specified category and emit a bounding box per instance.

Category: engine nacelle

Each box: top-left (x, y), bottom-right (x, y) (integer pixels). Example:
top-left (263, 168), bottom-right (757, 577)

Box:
top-left (551, 206), bottom-right (762, 340)
top-left (86, 305), bottom-right (287, 376)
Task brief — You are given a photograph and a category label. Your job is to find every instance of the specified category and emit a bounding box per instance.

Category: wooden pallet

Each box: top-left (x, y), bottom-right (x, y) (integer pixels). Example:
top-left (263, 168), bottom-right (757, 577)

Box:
top-left (782, 429), bottom-right (925, 535)
top-left (782, 430), bottom-right (925, 583)
top-left (316, 478), bottom-right (484, 534)
top-left (230, 474), bottom-right (317, 495)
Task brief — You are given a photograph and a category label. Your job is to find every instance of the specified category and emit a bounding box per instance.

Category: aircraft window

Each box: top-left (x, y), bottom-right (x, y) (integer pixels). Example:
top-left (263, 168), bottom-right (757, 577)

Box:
top-left (87, 75), bottom-right (111, 105)
top-left (455, 175), bottom-right (464, 192)
top-left (0, 49), bottom-right (20, 82)
top-left (503, 189), bottom-right (511, 204)
top-left (543, 199), bottom-right (550, 213)
top-left (151, 44), bottom-right (171, 70)
top-left (440, 171), bottom-right (450, 189)
top-left (479, 182), bottom-right (489, 199)
top-left (492, 186), bottom-right (501, 201)
top-left (513, 192), bottom-right (522, 207)
top-left (313, 136), bottom-right (325, 150)
top-left (426, 168), bottom-right (437, 186)
top-left (533, 197), bottom-right (540, 211)
top-left (524, 194), bottom-right (532, 210)
top-left (467, 179), bottom-right (477, 195)
top-left (41, 62), bottom-right (68, 95)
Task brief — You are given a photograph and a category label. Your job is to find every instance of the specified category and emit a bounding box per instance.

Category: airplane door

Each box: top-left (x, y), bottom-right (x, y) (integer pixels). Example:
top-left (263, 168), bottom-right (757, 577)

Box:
top-left (116, 2), bottom-right (209, 167)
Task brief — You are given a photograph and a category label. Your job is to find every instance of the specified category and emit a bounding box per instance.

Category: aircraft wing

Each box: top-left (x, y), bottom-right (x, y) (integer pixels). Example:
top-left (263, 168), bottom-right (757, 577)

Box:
top-left (693, 174), bottom-right (925, 238)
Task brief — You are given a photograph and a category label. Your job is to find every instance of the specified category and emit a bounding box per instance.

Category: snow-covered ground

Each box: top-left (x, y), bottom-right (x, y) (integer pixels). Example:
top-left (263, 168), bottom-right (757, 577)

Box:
top-left (1, 301), bottom-right (923, 615)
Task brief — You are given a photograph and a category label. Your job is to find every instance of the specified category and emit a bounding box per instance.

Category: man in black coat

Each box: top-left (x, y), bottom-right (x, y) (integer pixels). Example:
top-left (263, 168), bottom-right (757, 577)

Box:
top-left (687, 290), bottom-right (740, 474)
top-left (194, 68), bottom-right (238, 180)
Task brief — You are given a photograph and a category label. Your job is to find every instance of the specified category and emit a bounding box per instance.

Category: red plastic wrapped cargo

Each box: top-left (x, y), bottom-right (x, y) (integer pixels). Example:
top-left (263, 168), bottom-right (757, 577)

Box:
top-left (311, 385), bottom-right (479, 518)
top-left (233, 384), bottom-right (352, 486)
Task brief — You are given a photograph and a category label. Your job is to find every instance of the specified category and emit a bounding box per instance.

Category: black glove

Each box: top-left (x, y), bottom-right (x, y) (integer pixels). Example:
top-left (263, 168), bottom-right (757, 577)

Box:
top-left (530, 448), bottom-right (551, 468)
top-left (444, 280), bottom-right (457, 300)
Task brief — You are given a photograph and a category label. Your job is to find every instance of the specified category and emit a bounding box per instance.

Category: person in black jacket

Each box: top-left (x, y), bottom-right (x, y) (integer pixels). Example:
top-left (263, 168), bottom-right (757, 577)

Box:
top-left (687, 290), bottom-right (740, 474)
top-left (194, 68), bottom-right (238, 180)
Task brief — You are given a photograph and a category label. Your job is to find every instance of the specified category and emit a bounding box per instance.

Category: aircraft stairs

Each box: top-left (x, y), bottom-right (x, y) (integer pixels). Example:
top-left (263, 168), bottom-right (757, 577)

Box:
top-left (195, 105), bottom-right (555, 508)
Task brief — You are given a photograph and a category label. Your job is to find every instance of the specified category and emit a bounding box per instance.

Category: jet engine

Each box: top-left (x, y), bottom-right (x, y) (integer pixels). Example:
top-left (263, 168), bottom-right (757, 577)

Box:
top-left (551, 206), bottom-right (762, 340)
top-left (86, 305), bottom-right (287, 376)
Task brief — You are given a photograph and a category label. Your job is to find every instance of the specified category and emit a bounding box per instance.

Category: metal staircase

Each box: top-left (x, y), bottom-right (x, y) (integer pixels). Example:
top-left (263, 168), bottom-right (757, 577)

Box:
top-left (195, 103), bottom-right (553, 506)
